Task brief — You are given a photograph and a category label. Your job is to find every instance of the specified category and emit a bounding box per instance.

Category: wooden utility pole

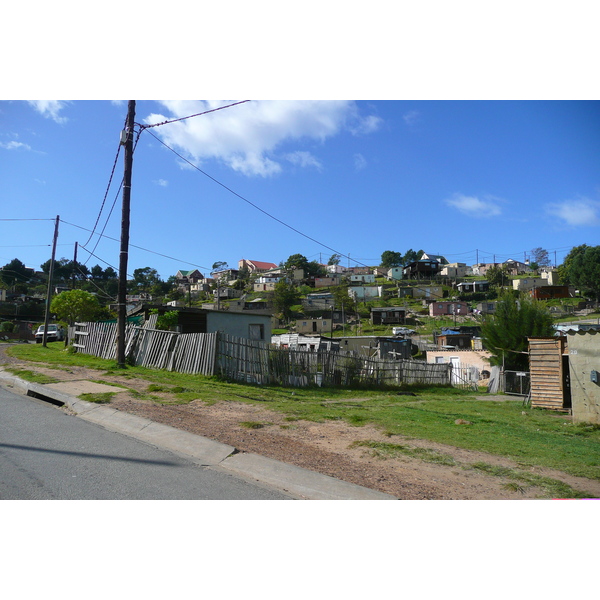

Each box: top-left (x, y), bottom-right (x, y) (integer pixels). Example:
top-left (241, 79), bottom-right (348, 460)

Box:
top-left (116, 101), bottom-right (136, 367)
top-left (72, 242), bottom-right (78, 289)
top-left (43, 215), bottom-right (60, 347)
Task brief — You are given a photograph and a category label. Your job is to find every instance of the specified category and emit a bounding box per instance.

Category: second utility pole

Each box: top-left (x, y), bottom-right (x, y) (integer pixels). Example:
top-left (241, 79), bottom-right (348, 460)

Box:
top-left (116, 100), bottom-right (136, 367)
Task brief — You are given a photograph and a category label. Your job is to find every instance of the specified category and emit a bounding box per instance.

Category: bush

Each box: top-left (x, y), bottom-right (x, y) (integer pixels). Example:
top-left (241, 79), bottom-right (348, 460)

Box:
top-left (0, 321), bottom-right (14, 333)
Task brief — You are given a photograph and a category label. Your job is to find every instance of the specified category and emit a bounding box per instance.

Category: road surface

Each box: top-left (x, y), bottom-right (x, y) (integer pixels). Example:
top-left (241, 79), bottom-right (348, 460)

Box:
top-left (0, 386), bottom-right (290, 500)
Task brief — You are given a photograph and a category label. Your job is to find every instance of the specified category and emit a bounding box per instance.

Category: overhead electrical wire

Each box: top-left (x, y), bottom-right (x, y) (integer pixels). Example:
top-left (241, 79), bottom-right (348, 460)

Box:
top-left (139, 101), bottom-right (251, 130)
top-left (141, 127), bottom-right (359, 269)
top-left (61, 219), bottom-right (213, 272)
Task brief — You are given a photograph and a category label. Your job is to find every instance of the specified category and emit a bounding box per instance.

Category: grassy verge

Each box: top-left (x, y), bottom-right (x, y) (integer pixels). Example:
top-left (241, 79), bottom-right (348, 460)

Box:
top-left (6, 343), bottom-right (600, 483)
top-left (4, 368), bottom-right (61, 385)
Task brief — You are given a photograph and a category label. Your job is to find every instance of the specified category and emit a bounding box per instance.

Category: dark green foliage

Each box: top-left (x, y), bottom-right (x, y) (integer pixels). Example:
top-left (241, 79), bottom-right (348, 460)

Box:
top-left (380, 250), bottom-right (403, 269)
top-left (562, 244), bottom-right (600, 301)
top-left (50, 289), bottom-right (103, 325)
top-left (480, 292), bottom-right (555, 370)
top-left (271, 280), bottom-right (301, 321)
top-left (486, 265), bottom-right (511, 288)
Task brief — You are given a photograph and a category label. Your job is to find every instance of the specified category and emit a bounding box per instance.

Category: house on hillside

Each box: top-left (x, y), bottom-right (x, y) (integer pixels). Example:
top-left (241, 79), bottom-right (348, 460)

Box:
top-left (131, 304), bottom-right (272, 340)
top-left (429, 301), bottom-right (470, 317)
top-left (512, 277), bottom-right (548, 293)
top-left (296, 316), bottom-right (336, 335)
top-left (456, 281), bottom-right (489, 294)
top-left (397, 285), bottom-right (443, 300)
top-left (314, 274), bottom-right (342, 288)
top-left (475, 301), bottom-right (498, 315)
top-left (349, 286), bottom-right (383, 301)
top-left (176, 269), bottom-right (203, 284)
top-left (403, 259), bottom-right (441, 279)
top-left (440, 263), bottom-right (468, 277)
top-left (370, 306), bottom-right (407, 325)
top-left (348, 273), bottom-right (375, 284)
top-left (421, 253), bottom-right (448, 264)
top-left (211, 268), bottom-right (239, 284)
top-left (238, 259), bottom-right (278, 274)
top-left (253, 274), bottom-right (283, 292)
top-left (531, 285), bottom-right (572, 300)
top-left (387, 267), bottom-right (404, 281)
top-left (504, 258), bottom-right (532, 275)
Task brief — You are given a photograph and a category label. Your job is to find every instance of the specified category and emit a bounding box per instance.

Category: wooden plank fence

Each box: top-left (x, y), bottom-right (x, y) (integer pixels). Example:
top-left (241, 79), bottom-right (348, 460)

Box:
top-left (72, 323), bottom-right (455, 388)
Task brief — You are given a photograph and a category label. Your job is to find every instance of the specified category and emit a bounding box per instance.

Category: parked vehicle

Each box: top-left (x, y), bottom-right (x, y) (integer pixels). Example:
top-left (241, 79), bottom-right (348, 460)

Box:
top-left (392, 327), bottom-right (416, 337)
top-left (34, 324), bottom-right (64, 343)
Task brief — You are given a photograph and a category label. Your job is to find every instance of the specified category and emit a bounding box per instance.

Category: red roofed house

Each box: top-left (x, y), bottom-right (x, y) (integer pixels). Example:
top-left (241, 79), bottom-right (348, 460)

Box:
top-left (238, 259), bottom-right (278, 274)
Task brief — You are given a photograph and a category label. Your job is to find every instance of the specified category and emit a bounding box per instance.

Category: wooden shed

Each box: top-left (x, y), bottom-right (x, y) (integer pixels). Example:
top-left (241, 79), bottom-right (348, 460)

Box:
top-left (527, 337), bottom-right (571, 411)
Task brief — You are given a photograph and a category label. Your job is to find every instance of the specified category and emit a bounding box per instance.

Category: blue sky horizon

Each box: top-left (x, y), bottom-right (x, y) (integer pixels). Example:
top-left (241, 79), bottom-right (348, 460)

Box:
top-left (1, 99), bottom-right (598, 281)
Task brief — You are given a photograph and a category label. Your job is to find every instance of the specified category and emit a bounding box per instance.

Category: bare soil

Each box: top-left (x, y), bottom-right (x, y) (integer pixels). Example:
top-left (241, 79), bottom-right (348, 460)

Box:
top-left (2, 344), bottom-right (599, 500)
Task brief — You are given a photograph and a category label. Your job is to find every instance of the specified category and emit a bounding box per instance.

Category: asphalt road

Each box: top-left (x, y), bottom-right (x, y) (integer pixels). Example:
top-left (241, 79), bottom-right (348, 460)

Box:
top-left (0, 386), bottom-right (290, 500)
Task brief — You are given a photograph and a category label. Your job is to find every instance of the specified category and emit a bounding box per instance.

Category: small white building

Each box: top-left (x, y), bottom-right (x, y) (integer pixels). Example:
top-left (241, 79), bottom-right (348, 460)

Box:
top-left (512, 277), bottom-right (548, 292)
top-left (349, 286), bottom-right (383, 300)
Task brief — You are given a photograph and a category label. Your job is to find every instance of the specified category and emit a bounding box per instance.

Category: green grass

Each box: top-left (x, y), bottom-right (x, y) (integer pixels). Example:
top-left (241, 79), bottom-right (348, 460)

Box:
top-left (79, 392), bottom-right (115, 404)
top-left (469, 462), bottom-right (592, 499)
top-left (351, 440), bottom-right (457, 466)
top-left (6, 343), bottom-right (600, 483)
top-left (4, 368), bottom-right (60, 385)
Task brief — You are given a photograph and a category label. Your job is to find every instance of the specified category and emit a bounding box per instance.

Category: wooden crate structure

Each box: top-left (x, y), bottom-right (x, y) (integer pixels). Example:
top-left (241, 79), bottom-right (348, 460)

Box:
top-left (528, 337), bottom-right (569, 411)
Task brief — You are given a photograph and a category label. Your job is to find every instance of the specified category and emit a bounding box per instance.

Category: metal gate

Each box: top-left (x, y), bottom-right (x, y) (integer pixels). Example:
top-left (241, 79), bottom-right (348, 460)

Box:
top-left (503, 370), bottom-right (530, 396)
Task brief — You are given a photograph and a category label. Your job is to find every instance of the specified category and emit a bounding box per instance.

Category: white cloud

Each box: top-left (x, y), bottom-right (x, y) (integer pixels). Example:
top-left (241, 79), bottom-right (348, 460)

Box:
top-left (143, 100), bottom-right (381, 177)
top-left (27, 100), bottom-right (69, 123)
top-left (284, 151), bottom-right (322, 170)
top-left (349, 114), bottom-right (383, 135)
top-left (546, 197), bottom-right (600, 227)
top-left (354, 153), bottom-right (367, 170)
top-left (445, 193), bottom-right (503, 218)
top-left (403, 110), bottom-right (420, 126)
top-left (153, 179), bottom-right (169, 187)
top-left (0, 140), bottom-right (31, 151)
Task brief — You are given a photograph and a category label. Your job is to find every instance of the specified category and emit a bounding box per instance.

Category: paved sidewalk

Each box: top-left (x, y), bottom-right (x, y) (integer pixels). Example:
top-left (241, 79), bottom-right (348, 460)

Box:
top-left (0, 370), bottom-right (397, 500)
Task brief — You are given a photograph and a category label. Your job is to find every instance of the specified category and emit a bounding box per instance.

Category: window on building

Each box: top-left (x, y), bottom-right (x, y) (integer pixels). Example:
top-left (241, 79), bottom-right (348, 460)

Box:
top-left (248, 324), bottom-right (264, 340)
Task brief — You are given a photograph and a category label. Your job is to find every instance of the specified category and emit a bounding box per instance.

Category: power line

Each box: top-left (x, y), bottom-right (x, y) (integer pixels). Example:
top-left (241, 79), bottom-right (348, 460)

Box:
top-left (61, 219), bottom-right (213, 273)
top-left (80, 136), bottom-right (123, 248)
top-left (138, 101), bottom-right (251, 130)
top-left (142, 127), bottom-right (359, 269)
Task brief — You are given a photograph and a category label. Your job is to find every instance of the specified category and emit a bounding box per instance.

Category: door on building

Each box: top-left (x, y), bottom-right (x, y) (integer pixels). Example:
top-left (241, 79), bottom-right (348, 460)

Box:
top-left (450, 356), bottom-right (460, 384)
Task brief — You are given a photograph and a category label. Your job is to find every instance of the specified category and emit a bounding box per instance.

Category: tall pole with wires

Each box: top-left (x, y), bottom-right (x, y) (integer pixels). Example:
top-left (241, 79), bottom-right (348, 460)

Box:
top-left (42, 215), bottom-right (60, 347)
top-left (117, 101), bottom-right (136, 367)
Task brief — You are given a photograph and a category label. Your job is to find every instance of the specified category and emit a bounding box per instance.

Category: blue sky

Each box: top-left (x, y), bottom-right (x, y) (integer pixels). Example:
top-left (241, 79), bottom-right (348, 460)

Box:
top-left (1, 99), bottom-right (598, 280)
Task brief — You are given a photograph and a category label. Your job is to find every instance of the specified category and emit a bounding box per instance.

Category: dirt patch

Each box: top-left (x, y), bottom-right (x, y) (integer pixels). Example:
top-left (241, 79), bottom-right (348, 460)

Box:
top-left (2, 344), bottom-right (599, 500)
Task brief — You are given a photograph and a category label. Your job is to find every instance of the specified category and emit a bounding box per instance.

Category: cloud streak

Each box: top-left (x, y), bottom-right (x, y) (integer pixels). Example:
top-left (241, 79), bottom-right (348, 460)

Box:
top-left (444, 193), bottom-right (503, 218)
top-left (0, 140), bottom-right (32, 151)
top-left (143, 101), bottom-right (381, 177)
top-left (546, 197), bottom-right (600, 227)
top-left (27, 101), bottom-right (69, 124)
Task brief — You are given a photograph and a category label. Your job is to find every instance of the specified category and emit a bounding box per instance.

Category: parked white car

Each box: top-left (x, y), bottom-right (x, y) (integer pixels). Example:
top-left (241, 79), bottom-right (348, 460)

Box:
top-left (34, 324), bottom-right (64, 343)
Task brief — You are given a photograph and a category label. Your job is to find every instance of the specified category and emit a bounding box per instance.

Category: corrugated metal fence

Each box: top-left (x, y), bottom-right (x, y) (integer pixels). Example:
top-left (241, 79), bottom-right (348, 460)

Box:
top-left (72, 322), bottom-right (456, 388)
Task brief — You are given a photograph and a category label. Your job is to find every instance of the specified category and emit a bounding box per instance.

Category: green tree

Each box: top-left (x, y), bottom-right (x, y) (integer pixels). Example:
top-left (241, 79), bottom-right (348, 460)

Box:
top-left (331, 284), bottom-right (357, 314)
top-left (561, 244), bottom-right (600, 301)
top-left (328, 253), bottom-right (342, 266)
top-left (130, 267), bottom-right (161, 293)
top-left (50, 289), bottom-right (102, 325)
top-left (1, 258), bottom-right (30, 289)
top-left (480, 292), bottom-right (555, 370)
top-left (283, 254), bottom-right (324, 279)
top-left (403, 249), bottom-right (423, 264)
top-left (486, 265), bottom-right (511, 289)
top-left (530, 247), bottom-right (550, 267)
top-left (270, 280), bottom-right (300, 321)
top-left (380, 250), bottom-right (403, 269)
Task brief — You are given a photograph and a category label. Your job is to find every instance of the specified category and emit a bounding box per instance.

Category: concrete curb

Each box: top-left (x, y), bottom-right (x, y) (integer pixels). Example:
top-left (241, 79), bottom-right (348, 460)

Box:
top-left (0, 371), bottom-right (397, 500)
